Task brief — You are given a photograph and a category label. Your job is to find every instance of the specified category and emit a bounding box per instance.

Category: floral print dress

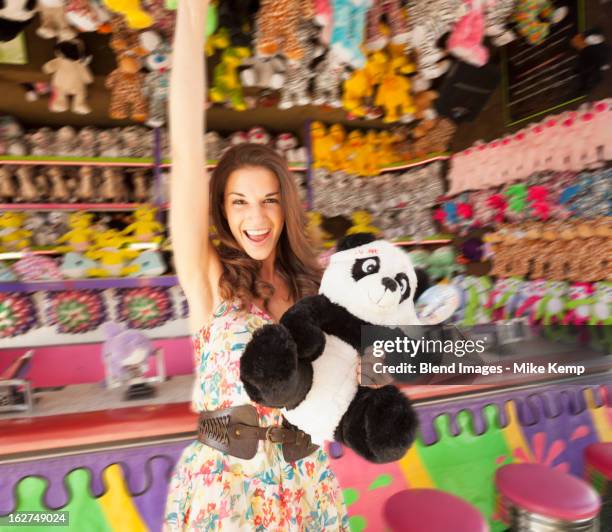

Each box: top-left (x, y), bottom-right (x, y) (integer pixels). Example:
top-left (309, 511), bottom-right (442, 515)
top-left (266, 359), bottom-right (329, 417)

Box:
top-left (164, 301), bottom-right (350, 531)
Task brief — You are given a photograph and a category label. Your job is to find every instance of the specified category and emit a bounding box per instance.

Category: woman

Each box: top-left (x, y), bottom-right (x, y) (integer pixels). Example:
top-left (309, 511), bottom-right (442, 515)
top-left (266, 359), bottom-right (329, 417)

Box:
top-left (163, 1), bottom-right (350, 529)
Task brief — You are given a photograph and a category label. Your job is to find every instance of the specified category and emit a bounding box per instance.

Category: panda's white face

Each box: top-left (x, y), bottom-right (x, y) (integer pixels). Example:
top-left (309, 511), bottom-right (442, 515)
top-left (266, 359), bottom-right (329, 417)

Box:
top-left (0, 0), bottom-right (37, 22)
top-left (320, 240), bottom-right (420, 326)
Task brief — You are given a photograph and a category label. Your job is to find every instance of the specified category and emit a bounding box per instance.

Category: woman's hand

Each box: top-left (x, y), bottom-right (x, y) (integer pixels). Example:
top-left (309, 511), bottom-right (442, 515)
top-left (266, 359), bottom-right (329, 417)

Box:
top-left (357, 359), bottom-right (391, 388)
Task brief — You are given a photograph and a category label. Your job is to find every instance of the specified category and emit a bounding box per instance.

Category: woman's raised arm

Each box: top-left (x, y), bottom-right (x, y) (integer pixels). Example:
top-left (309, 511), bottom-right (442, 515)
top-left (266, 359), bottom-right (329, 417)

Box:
top-left (169, 0), bottom-right (221, 330)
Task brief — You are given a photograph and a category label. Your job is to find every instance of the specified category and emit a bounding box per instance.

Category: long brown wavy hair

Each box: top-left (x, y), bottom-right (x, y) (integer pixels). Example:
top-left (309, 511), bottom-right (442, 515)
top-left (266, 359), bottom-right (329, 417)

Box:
top-left (210, 143), bottom-right (321, 310)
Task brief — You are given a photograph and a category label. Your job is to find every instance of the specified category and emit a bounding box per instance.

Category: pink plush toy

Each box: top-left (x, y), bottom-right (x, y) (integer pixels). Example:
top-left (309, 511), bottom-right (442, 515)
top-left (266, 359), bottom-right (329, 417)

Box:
top-left (448, 0), bottom-right (489, 67)
top-left (314, 0), bottom-right (333, 45)
top-left (13, 255), bottom-right (62, 281)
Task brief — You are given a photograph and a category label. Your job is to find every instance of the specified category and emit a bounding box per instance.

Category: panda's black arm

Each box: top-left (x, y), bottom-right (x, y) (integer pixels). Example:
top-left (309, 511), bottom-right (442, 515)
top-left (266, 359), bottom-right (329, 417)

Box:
top-left (279, 295), bottom-right (331, 362)
top-left (280, 294), bottom-right (372, 361)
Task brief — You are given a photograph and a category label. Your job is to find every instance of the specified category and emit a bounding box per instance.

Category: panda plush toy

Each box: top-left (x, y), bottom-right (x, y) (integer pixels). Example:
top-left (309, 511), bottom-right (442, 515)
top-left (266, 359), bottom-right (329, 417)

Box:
top-left (240, 233), bottom-right (430, 464)
top-left (0, 0), bottom-right (38, 42)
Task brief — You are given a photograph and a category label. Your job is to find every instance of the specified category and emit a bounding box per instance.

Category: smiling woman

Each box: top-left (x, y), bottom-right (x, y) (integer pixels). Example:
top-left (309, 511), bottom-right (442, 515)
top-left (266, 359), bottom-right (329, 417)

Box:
top-left (164, 3), bottom-right (349, 529)
top-left (210, 143), bottom-right (321, 314)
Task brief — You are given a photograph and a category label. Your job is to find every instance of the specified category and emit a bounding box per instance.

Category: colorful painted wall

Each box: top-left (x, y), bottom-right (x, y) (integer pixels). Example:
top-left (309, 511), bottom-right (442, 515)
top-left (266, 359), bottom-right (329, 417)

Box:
top-left (1, 379), bottom-right (609, 532)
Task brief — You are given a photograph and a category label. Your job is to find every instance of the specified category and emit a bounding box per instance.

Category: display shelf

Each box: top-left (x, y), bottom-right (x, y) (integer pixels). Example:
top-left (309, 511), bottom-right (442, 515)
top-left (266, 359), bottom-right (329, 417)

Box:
top-left (380, 153), bottom-right (451, 173)
top-left (0, 275), bottom-right (178, 293)
top-left (0, 155), bottom-right (308, 171)
top-left (394, 239), bottom-right (453, 246)
top-left (159, 159), bottom-right (308, 171)
top-left (0, 202), bottom-right (169, 212)
top-left (0, 155), bottom-right (156, 167)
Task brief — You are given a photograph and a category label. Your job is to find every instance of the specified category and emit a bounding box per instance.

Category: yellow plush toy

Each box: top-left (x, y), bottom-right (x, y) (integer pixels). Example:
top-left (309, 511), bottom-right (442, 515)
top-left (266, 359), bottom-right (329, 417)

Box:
top-left (86, 229), bottom-right (140, 277)
top-left (377, 130), bottom-right (398, 167)
top-left (346, 210), bottom-right (381, 236)
top-left (209, 47), bottom-right (251, 111)
top-left (55, 212), bottom-right (95, 254)
top-left (345, 130), bottom-right (371, 177)
top-left (306, 211), bottom-right (333, 251)
top-left (329, 124), bottom-right (348, 172)
top-left (121, 205), bottom-right (164, 244)
top-left (364, 130), bottom-right (382, 176)
top-left (311, 121), bottom-right (335, 170)
top-left (375, 57), bottom-right (416, 123)
top-left (342, 68), bottom-right (373, 118)
top-left (103, 0), bottom-right (153, 29)
top-left (0, 212), bottom-right (31, 252)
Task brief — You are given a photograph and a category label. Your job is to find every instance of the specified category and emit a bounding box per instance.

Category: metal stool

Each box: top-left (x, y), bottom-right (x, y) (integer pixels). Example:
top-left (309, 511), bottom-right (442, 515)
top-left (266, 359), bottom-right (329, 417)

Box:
top-left (383, 488), bottom-right (489, 532)
top-left (496, 463), bottom-right (601, 531)
top-left (584, 443), bottom-right (612, 531)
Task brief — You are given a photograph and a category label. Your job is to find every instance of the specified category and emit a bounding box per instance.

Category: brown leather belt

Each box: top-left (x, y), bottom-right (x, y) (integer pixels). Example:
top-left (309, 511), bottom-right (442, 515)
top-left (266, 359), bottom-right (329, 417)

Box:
top-left (197, 404), bottom-right (319, 462)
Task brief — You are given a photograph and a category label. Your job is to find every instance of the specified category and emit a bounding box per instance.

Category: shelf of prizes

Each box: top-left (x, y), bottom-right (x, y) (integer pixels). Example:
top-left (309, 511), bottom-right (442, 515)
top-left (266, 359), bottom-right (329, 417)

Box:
top-left (0, 0), bottom-right (611, 530)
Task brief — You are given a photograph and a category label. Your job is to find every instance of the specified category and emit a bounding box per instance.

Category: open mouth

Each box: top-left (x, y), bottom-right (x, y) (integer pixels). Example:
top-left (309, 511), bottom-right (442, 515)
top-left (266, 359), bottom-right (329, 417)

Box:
top-left (244, 229), bottom-right (272, 244)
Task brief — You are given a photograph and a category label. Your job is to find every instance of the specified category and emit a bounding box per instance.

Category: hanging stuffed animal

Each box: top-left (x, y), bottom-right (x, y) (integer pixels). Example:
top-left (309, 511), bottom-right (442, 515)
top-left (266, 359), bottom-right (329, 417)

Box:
top-left (42, 38), bottom-right (93, 114)
top-left (312, 54), bottom-right (346, 107)
top-left (256, 0), bottom-right (315, 62)
top-left (209, 47), bottom-right (251, 111)
top-left (374, 56), bottom-right (415, 122)
top-left (483, 0), bottom-right (517, 46)
top-left (329, 0), bottom-right (372, 68)
top-left (0, 0), bottom-right (38, 42)
top-left (64, 0), bottom-right (111, 33)
top-left (365, 0), bottom-right (410, 51)
top-left (447, 0), bottom-right (488, 67)
top-left (143, 39), bottom-right (171, 127)
top-left (103, 0), bottom-right (152, 29)
top-left (105, 50), bottom-right (148, 121)
top-left (37, 0), bottom-right (77, 40)
top-left (513, 0), bottom-right (568, 46)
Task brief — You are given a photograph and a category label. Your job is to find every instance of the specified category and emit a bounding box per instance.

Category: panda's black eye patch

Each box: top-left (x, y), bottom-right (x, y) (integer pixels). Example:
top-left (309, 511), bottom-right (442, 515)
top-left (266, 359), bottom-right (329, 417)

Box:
top-left (352, 256), bottom-right (380, 281)
top-left (395, 273), bottom-right (411, 302)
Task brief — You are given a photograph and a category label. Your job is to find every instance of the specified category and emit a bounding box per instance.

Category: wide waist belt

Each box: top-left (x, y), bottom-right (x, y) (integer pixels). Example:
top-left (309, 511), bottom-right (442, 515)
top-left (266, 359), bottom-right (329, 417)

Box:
top-left (197, 404), bottom-right (319, 462)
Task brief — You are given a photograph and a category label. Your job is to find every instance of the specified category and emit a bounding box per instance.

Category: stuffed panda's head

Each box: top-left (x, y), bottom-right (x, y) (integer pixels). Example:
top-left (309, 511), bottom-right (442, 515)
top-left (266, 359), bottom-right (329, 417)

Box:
top-left (319, 234), bottom-right (428, 326)
top-left (0, 0), bottom-right (38, 42)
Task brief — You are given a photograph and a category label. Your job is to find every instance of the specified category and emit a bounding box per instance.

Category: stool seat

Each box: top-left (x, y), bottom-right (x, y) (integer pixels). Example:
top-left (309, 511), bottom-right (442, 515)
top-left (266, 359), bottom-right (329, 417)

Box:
top-left (496, 463), bottom-right (600, 522)
top-left (585, 442), bottom-right (612, 479)
top-left (384, 489), bottom-right (488, 532)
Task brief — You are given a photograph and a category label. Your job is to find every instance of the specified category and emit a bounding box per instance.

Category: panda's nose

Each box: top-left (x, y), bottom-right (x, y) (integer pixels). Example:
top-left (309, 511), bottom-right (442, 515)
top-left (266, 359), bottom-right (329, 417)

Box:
top-left (381, 277), bottom-right (397, 292)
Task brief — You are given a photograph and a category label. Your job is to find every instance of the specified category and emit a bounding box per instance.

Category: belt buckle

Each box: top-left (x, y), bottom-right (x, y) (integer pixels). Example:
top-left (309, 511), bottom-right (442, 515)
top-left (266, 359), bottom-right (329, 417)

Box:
top-left (265, 426), bottom-right (285, 443)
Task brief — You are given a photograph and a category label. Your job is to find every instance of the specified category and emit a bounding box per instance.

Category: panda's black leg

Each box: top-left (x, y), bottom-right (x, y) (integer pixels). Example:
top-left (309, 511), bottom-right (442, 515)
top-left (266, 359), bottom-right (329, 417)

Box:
top-left (334, 386), bottom-right (418, 463)
top-left (240, 323), bottom-right (311, 408)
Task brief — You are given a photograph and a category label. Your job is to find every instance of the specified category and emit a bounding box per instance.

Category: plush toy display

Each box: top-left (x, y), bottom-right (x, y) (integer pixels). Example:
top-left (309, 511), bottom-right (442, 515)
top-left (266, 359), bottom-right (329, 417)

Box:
top-left (105, 50), bottom-right (148, 121)
top-left (55, 211), bottom-right (95, 253)
top-left (85, 229), bottom-right (140, 277)
top-left (103, 0), bottom-right (152, 29)
top-left (0, 0), bottom-right (38, 42)
top-left (37, 0), bottom-right (76, 40)
top-left (0, 211), bottom-right (31, 251)
top-left (329, 0), bottom-right (372, 68)
top-left (240, 234), bottom-right (429, 463)
top-left (256, 0), bottom-right (315, 62)
top-left (42, 39), bottom-right (93, 115)
top-left (121, 205), bottom-right (164, 243)
top-left (0, 166), bottom-right (17, 202)
top-left (209, 47), bottom-right (251, 111)
top-left (143, 38), bottom-right (172, 127)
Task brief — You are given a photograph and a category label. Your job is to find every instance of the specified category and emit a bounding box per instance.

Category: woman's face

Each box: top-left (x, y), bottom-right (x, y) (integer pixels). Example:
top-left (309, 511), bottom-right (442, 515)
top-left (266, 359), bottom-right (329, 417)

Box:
top-left (224, 166), bottom-right (284, 261)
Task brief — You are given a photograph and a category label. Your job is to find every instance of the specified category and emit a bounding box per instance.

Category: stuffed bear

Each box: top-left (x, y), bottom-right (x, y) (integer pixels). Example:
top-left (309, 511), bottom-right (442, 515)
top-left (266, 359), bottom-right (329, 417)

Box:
top-left (42, 39), bottom-right (93, 114)
top-left (240, 233), bottom-right (430, 463)
top-left (36, 0), bottom-right (76, 41)
top-left (0, 0), bottom-right (38, 42)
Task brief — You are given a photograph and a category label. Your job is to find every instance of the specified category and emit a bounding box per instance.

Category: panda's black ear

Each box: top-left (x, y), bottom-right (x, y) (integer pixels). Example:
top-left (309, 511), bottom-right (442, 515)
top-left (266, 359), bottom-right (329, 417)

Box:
top-left (414, 268), bottom-right (430, 302)
top-left (336, 232), bottom-right (377, 252)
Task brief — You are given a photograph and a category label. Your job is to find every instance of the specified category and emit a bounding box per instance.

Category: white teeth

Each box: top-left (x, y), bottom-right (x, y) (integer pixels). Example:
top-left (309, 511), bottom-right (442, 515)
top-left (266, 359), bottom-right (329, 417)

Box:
top-left (246, 229), bottom-right (270, 236)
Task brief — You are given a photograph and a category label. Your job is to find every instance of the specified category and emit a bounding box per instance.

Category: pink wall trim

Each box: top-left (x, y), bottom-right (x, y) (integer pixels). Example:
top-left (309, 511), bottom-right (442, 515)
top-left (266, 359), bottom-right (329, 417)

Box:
top-left (0, 337), bottom-right (194, 388)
